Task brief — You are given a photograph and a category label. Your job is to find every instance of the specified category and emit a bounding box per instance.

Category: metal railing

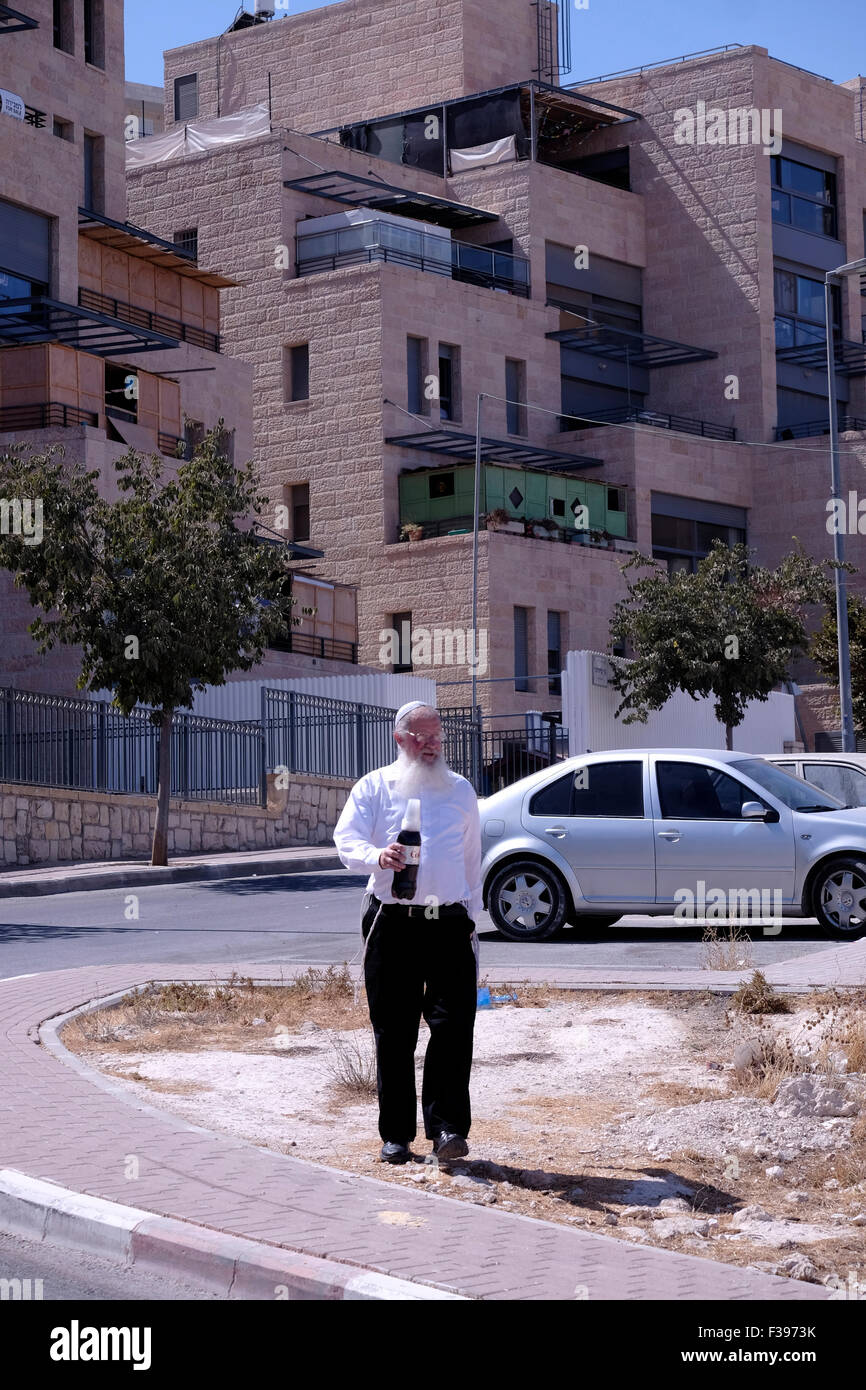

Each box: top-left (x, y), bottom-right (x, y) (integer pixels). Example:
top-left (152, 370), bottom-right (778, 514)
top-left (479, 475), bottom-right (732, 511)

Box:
top-left (560, 404), bottom-right (737, 441)
top-left (267, 631), bottom-right (359, 663)
top-left (0, 689), bottom-right (262, 805)
top-left (0, 401), bottom-right (98, 431)
top-left (774, 415), bottom-right (866, 441)
top-left (78, 287), bottom-right (220, 353)
top-left (297, 226), bottom-right (530, 297)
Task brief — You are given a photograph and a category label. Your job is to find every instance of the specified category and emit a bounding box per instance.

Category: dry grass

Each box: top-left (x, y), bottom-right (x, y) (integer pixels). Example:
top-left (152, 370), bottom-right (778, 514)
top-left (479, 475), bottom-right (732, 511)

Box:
top-left (700, 922), bottom-right (755, 972)
top-left (730, 970), bottom-right (791, 1015)
top-left (642, 1081), bottom-right (720, 1108)
top-left (324, 1030), bottom-right (377, 1102)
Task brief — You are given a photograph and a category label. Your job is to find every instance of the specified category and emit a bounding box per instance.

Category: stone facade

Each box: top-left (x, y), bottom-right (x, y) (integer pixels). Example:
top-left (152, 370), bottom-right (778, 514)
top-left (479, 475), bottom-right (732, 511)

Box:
top-left (0, 775), bottom-right (352, 868)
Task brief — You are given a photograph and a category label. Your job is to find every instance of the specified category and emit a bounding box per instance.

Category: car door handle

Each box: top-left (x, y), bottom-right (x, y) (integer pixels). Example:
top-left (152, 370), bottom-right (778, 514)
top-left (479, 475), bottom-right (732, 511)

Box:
top-left (657, 830), bottom-right (681, 841)
top-left (544, 826), bottom-right (567, 839)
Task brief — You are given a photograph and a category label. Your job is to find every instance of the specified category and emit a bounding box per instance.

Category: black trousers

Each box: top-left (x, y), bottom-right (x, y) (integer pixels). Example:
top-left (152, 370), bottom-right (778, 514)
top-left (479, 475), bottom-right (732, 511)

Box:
top-left (362, 898), bottom-right (477, 1144)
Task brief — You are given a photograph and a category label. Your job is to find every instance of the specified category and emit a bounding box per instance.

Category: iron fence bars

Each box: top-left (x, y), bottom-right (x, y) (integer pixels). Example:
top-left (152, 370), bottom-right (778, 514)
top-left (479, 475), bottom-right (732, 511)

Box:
top-left (0, 689), bottom-right (262, 805)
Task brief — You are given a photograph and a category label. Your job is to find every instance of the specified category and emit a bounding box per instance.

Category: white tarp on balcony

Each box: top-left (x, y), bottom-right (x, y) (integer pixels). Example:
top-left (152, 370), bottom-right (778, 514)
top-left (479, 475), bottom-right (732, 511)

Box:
top-left (449, 134), bottom-right (516, 173)
top-left (125, 104), bottom-right (271, 167)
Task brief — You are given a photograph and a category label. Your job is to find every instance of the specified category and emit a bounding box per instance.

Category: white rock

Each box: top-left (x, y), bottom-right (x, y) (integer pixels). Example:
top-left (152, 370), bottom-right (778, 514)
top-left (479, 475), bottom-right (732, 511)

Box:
top-left (824, 1178), bottom-right (841, 1190)
top-left (785, 1192), bottom-right (809, 1205)
top-left (603, 1212), bottom-right (618, 1226)
top-left (765, 1166), bottom-right (784, 1179)
top-left (851, 1213), bottom-right (866, 1226)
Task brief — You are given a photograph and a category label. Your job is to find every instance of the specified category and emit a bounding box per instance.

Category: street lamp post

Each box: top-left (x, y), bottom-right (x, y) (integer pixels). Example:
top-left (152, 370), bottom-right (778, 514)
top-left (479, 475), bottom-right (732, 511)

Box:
top-left (471, 393), bottom-right (483, 719)
top-left (825, 257), bottom-right (866, 752)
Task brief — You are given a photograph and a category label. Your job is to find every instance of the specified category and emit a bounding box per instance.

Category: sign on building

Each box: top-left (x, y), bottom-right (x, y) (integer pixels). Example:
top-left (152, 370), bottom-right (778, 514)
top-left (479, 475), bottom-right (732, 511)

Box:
top-left (0, 89), bottom-right (25, 121)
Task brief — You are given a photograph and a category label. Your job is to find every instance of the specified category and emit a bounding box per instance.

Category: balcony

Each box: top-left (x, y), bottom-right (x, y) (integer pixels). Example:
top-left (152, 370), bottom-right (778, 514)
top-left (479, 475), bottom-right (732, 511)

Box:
top-left (78, 288), bottom-right (220, 353)
top-left (0, 297), bottom-right (180, 354)
top-left (548, 324), bottom-right (717, 367)
top-left (561, 404), bottom-right (736, 441)
top-left (774, 415), bottom-right (866, 441)
top-left (267, 631), bottom-right (358, 663)
top-left (0, 401), bottom-right (98, 431)
top-left (296, 216), bottom-right (530, 298)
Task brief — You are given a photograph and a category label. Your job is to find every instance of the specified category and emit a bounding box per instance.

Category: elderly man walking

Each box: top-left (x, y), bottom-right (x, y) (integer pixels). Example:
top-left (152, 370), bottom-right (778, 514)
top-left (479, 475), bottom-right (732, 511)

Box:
top-left (333, 701), bottom-right (482, 1164)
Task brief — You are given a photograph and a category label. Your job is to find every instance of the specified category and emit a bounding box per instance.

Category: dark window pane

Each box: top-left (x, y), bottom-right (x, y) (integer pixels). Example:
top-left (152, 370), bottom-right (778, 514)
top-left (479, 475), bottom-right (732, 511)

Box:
top-left (781, 158), bottom-right (827, 200)
top-left (529, 773), bottom-right (572, 816)
top-left (657, 762), bottom-right (756, 819)
top-left (796, 275), bottom-right (825, 322)
top-left (774, 269), bottom-right (796, 314)
top-left (775, 316), bottom-right (795, 349)
top-left (174, 75), bottom-right (198, 122)
top-left (407, 336), bottom-right (423, 413)
top-left (290, 344), bottom-right (309, 401)
top-left (514, 605), bottom-right (528, 692)
top-left (429, 472), bottom-right (454, 498)
top-left (571, 761), bottom-right (644, 817)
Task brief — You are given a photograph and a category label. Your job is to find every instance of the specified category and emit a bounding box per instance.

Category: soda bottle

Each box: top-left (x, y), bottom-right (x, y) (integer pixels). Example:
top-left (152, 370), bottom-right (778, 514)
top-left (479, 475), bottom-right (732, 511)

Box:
top-left (392, 798), bottom-right (421, 900)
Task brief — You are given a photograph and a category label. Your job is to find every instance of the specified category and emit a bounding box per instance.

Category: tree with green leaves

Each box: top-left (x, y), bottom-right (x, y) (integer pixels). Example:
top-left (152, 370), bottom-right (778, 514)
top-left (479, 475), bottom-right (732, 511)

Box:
top-left (0, 428), bottom-right (297, 865)
top-left (608, 542), bottom-right (836, 749)
top-left (811, 591), bottom-right (866, 738)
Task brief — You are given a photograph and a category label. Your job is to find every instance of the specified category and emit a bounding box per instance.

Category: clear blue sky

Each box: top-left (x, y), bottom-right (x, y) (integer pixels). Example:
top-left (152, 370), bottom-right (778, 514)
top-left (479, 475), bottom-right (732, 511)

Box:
top-left (124, 0), bottom-right (865, 89)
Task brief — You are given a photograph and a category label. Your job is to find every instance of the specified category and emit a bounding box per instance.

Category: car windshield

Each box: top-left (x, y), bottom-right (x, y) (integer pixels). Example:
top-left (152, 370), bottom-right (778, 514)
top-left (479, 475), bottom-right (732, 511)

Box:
top-left (731, 759), bottom-right (846, 811)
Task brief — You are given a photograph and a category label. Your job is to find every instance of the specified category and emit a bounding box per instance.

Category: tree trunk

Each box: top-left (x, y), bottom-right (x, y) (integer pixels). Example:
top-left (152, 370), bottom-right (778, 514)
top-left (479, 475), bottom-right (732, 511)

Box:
top-left (151, 708), bottom-right (174, 867)
top-left (725, 722), bottom-right (733, 751)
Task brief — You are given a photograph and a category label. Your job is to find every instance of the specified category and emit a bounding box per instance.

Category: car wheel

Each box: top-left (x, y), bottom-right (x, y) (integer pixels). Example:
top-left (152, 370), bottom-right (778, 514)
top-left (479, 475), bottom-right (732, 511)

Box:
top-left (812, 856), bottom-right (866, 940)
top-left (569, 914), bottom-right (622, 931)
top-left (486, 858), bottom-right (569, 942)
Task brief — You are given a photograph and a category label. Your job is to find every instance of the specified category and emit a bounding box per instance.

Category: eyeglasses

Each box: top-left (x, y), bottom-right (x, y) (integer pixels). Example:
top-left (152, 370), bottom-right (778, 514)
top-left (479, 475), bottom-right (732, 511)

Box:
top-left (405, 731), bottom-right (442, 747)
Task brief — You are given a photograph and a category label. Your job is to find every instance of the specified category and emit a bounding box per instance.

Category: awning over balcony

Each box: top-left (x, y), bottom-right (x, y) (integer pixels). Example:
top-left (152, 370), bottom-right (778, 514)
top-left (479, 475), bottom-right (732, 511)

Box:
top-left (78, 208), bottom-right (237, 288)
top-left (548, 324), bottom-right (718, 367)
top-left (284, 172), bottom-right (496, 228)
top-left (0, 6), bottom-right (38, 33)
top-left (776, 339), bottom-right (866, 378)
top-left (0, 297), bottom-right (180, 354)
top-left (385, 429), bottom-right (603, 471)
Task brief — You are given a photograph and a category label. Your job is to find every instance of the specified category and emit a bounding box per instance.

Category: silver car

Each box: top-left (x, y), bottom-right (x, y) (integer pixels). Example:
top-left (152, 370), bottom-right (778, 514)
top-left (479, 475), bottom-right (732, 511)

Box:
top-left (480, 748), bottom-right (866, 942)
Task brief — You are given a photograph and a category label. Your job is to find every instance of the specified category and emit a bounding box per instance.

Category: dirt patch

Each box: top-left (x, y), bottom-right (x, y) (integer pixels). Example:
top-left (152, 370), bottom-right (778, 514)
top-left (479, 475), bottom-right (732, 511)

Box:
top-left (62, 973), bottom-right (866, 1287)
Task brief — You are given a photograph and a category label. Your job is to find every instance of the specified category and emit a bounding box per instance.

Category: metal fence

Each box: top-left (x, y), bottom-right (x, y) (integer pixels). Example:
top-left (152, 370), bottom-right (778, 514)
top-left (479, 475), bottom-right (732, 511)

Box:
top-left (0, 689), bottom-right (262, 805)
top-left (1, 687), bottom-right (564, 803)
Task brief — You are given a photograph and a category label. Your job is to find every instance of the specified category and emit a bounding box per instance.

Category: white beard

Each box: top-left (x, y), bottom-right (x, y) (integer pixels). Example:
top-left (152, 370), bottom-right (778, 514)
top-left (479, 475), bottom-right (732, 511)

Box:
top-left (392, 749), bottom-right (456, 800)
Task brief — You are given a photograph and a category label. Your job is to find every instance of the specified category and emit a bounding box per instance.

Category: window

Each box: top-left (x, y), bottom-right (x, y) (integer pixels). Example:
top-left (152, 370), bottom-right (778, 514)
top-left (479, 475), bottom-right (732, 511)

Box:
top-left (407, 335), bottom-right (428, 414)
top-left (651, 494), bottom-right (747, 575)
top-left (83, 133), bottom-right (103, 212)
top-left (545, 244), bottom-right (643, 332)
top-left (391, 611), bottom-right (412, 673)
top-left (53, 118), bottom-right (73, 141)
top-left (547, 611), bottom-right (562, 696)
top-left (0, 200), bottom-right (51, 311)
top-left (529, 772), bottom-right (573, 817)
top-left (774, 267), bottom-right (841, 349)
top-left (514, 606), bottom-right (529, 692)
top-left (174, 74), bottom-right (198, 123)
top-left (429, 472), bottom-right (454, 499)
top-left (105, 363), bottom-right (138, 423)
top-left (505, 358), bottom-right (527, 435)
top-left (173, 228), bottom-right (198, 260)
top-left (656, 762), bottom-right (764, 820)
top-left (571, 761), bottom-right (644, 817)
top-left (83, 0), bottom-right (104, 67)
top-left (283, 344), bottom-right (309, 402)
top-left (288, 483), bottom-right (310, 542)
top-left (53, 0), bottom-right (73, 53)
top-left (771, 155), bottom-right (837, 239)
top-left (803, 762), bottom-right (866, 807)
top-left (438, 343), bottom-right (460, 422)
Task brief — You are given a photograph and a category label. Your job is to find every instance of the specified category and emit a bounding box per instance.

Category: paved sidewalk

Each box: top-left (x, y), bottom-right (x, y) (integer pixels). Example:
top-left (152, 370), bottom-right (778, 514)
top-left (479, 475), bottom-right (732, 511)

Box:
top-left (0, 845), bottom-right (343, 898)
top-left (2, 945), bottom-right (862, 1299)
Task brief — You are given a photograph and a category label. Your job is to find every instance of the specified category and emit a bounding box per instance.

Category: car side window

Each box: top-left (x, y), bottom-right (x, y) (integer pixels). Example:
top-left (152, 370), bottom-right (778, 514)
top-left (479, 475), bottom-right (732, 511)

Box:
top-left (571, 761), bottom-right (644, 817)
top-left (657, 762), bottom-right (761, 819)
top-left (804, 762), bottom-right (866, 807)
top-left (528, 773), bottom-right (573, 817)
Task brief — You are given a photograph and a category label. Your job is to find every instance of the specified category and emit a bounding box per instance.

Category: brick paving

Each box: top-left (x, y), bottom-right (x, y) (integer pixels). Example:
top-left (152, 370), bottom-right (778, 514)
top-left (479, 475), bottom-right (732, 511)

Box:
top-left (2, 944), bottom-right (863, 1299)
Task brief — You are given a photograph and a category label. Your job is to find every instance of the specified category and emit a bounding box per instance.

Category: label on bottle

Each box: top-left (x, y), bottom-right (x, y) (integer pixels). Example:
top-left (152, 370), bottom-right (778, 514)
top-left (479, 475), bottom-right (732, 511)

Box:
top-left (402, 845), bottom-right (421, 864)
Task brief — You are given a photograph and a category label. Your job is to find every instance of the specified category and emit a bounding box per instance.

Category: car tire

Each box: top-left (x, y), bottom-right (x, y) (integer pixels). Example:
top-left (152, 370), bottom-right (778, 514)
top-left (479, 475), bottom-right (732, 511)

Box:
top-left (486, 858), bottom-right (570, 942)
top-left (569, 914), bottom-right (622, 931)
top-left (811, 856), bottom-right (866, 940)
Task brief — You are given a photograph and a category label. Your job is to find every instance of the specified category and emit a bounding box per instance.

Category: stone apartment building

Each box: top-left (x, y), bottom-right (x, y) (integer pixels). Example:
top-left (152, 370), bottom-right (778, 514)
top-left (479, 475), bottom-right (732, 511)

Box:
top-left (123, 0), bottom-right (866, 739)
top-left (0, 0), bottom-right (361, 694)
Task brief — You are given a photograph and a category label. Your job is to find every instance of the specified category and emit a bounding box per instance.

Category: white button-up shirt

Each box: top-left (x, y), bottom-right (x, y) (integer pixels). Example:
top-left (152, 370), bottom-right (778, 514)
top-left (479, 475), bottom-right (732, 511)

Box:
top-left (333, 761), bottom-right (483, 920)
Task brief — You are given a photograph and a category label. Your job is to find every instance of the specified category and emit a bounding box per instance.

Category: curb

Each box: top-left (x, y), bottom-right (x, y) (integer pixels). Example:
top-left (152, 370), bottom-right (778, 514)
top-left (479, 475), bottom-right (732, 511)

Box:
top-left (0, 852), bottom-right (345, 899)
top-left (0, 1170), bottom-right (466, 1301)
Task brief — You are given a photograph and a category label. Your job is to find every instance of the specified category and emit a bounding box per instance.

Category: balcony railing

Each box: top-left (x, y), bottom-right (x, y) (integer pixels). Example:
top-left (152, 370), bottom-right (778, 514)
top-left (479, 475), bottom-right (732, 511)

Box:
top-left (397, 514), bottom-right (631, 546)
top-left (561, 405), bottom-right (737, 441)
top-left (774, 415), bottom-right (866, 441)
top-left (158, 431), bottom-right (195, 459)
top-left (297, 222), bottom-right (530, 298)
top-left (0, 401), bottom-right (98, 431)
top-left (267, 631), bottom-right (359, 663)
top-left (78, 288), bottom-right (220, 353)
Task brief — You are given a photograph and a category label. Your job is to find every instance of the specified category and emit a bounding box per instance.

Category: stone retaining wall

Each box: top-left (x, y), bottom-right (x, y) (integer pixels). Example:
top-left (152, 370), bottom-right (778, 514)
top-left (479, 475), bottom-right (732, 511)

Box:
top-left (1, 775), bottom-right (352, 867)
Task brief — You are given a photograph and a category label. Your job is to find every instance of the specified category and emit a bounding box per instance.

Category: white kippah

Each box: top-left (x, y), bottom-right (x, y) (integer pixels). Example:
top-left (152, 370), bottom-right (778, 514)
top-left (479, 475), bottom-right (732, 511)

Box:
top-left (394, 700), bottom-right (431, 729)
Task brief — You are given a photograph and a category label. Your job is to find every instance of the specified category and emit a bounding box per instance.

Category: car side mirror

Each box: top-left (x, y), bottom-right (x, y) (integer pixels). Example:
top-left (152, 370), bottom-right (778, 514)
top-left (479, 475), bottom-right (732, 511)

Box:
top-left (742, 800), bottom-right (778, 822)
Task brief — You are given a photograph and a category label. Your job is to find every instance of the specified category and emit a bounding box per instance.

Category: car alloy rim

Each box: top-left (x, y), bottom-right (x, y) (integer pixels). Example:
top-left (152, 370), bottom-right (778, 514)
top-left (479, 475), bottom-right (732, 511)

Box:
top-left (821, 869), bottom-right (866, 932)
top-left (499, 871), bottom-right (553, 930)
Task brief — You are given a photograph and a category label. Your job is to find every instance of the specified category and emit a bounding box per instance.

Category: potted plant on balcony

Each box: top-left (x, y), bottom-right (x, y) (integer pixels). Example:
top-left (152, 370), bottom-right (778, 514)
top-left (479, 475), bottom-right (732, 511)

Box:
top-left (485, 508), bottom-right (523, 534)
top-left (535, 516), bottom-right (562, 541)
top-left (400, 522), bottom-right (424, 542)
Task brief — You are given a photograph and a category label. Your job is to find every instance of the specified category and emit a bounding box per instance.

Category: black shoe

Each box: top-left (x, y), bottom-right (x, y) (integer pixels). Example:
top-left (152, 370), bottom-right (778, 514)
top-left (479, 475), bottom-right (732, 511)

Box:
top-left (432, 1132), bottom-right (468, 1161)
top-left (380, 1141), bottom-right (411, 1164)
